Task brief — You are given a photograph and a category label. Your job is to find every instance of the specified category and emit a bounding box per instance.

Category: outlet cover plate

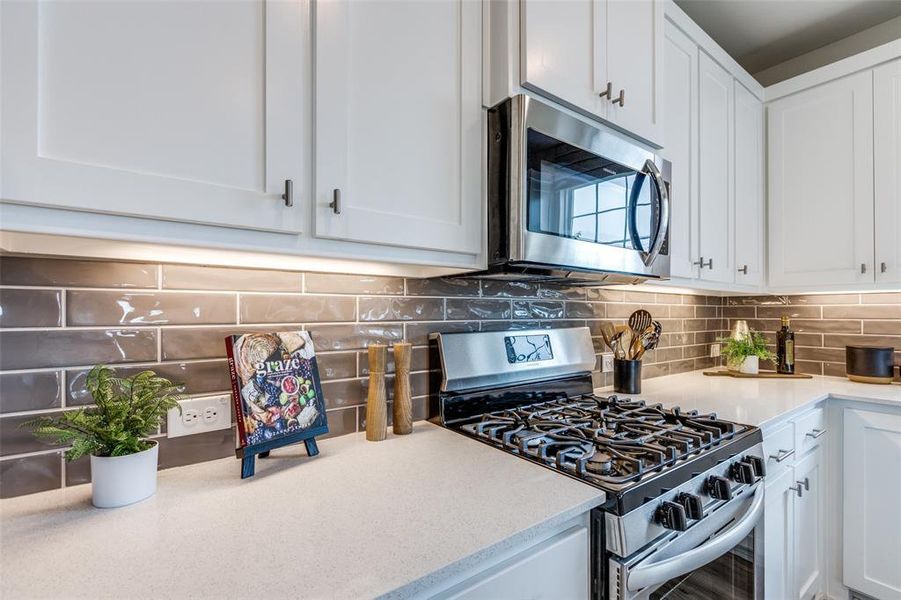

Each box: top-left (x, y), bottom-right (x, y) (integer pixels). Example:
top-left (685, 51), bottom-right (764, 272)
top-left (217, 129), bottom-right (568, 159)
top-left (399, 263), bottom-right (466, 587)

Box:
top-left (710, 343), bottom-right (721, 358)
top-left (167, 395), bottom-right (232, 438)
top-left (601, 353), bottom-right (615, 373)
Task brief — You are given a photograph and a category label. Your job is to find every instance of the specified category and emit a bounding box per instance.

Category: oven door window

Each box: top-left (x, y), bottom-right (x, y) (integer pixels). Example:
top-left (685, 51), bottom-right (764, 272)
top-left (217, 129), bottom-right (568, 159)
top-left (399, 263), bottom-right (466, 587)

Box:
top-left (649, 530), bottom-right (756, 600)
top-left (525, 129), bottom-right (663, 254)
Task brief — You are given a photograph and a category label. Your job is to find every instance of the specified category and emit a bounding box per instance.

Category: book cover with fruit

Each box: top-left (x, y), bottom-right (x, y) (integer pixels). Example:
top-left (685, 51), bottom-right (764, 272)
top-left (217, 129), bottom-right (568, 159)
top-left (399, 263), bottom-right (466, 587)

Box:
top-left (225, 331), bottom-right (328, 448)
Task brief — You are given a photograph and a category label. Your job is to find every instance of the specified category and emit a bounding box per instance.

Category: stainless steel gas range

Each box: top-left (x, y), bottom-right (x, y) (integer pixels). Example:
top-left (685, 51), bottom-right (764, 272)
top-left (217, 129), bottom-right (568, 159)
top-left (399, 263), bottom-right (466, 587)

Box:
top-left (430, 327), bottom-right (765, 600)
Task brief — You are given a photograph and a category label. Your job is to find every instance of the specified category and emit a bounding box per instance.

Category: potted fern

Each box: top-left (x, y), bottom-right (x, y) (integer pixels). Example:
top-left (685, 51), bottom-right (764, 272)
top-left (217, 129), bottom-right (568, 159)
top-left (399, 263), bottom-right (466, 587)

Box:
top-left (31, 366), bottom-right (182, 508)
top-left (719, 329), bottom-right (776, 375)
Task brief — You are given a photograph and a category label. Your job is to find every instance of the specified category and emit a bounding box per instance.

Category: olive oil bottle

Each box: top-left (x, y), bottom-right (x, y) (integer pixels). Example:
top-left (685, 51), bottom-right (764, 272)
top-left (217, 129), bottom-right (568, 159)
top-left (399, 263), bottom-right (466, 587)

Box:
top-left (777, 316), bottom-right (795, 374)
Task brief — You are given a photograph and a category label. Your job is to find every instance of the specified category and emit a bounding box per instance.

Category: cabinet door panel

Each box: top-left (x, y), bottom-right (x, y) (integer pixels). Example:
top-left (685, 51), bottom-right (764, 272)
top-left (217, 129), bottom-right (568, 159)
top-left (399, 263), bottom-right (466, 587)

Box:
top-left (661, 21), bottom-right (698, 279)
top-left (605, 0), bottom-right (663, 146)
top-left (0, 0), bottom-right (304, 233)
top-left (733, 82), bottom-right (764, 286)
top-left (793, 447), bottom-right (823, 600)
top-left (843, 408), bottom-right (901, 600)
top-left (314, 0), bottom-right (481, 254)
top-left (768, 70), bottom-right (874, 287)
top-left (697, 52), bottom-right (734, 283)
top-left (521, 0), bottom-right (604, 119)
top-left (875, 58), bottom-right (901, 284)
top-left (765, 468), bottom-right (795, 600)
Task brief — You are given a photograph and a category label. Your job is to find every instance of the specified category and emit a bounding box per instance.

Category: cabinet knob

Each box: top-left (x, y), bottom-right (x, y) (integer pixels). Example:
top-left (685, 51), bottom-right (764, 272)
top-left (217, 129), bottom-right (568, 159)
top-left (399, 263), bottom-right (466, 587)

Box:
top-left (738, 265), bottom-right (748, 274)
top-left (613, 89), bottom-right (625, 107)
top-left (329, 188), bottom-right (342, 214)
top-left (281, 179), bottom-right (293, 207)
top-left (599, 82), bottom-right (613, 99)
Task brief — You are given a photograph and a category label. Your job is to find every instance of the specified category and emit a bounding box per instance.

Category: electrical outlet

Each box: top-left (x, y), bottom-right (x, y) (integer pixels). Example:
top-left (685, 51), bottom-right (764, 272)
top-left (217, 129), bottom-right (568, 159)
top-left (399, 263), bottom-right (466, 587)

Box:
top-left (167, 395), bottom-right (232, 438)
top-left (710, 343), bottom-right (721, 358)
top-left (601, 352), bottom-right (615, 373)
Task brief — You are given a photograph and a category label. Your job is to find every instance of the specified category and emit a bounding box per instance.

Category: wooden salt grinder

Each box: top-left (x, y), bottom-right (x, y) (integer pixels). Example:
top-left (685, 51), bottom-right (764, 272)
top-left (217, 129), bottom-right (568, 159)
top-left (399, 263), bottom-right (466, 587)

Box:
top-left (366, 344), bottom-right (388, 441)
top-left (392, 343), bottom-right (413, 435)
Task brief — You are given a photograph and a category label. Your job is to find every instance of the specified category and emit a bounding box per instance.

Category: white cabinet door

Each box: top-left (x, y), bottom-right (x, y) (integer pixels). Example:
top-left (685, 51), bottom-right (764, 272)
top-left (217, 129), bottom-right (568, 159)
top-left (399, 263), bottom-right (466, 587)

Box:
top-left (435, 525), bottom-right (589, 600)
top-left (843, 408), bottom-right (901, 600)
top-left (875, 58), bottom-right (901, 285)
top-left (314, 0), bottom-right (481, 255)
top-left (605, 0), bottom-right (663, 145)
top-left (521, 0), bottom-right (605, 119)
top-left (662, 20), bottom-right (699, 279)
top-left (697, 51), bottom-right (734, 284)
top-left (0, 0), bottom-right (304, 233)
top-left (793, 446), bottom-right (824, 600)
top-left (768, 70), bottom-right (875, 287)
top-left (765, 468), bottom-right (796, 600)
top-left (733, 81), bottom-right (764, 287)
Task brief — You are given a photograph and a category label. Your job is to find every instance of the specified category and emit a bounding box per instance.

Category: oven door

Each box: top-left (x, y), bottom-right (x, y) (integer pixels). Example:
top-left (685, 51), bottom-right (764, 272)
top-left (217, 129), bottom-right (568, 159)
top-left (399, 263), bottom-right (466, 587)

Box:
top-left (509, 96), bottom-right (671, 279)
top-left (608, 483), bottom-right (764, 600)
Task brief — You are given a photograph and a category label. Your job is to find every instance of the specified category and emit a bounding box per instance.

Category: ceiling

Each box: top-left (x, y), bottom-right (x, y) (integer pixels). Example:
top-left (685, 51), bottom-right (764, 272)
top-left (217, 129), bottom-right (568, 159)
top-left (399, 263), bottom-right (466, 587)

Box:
top-left (674, 0), bottom-right (901, 76)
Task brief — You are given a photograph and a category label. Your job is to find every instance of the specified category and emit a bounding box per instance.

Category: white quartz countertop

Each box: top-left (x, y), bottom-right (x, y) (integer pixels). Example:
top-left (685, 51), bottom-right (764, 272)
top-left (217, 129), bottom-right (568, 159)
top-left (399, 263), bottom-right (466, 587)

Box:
top-left (0, 422), bottom-right (605, 600)
top-left (597, 370), bottom-right (901, 429)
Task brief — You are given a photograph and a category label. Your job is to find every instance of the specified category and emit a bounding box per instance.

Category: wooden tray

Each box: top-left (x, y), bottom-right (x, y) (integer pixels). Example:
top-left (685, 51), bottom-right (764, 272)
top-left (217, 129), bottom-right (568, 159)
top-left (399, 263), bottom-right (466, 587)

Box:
top-left (703, 369), bottom-right (813, 379)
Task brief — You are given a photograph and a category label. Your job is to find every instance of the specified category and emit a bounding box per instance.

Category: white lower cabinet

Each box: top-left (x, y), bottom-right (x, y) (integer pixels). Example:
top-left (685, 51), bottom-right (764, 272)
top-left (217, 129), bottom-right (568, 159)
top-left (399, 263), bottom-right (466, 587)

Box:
top-left (429, 519), bottom-right (590, 600)
top-left (765, 467), bottom-right (796, 600)
top-left (793, 447), bottom-right (824, 600)
top-left (843, 408), bottom-right (901, 600)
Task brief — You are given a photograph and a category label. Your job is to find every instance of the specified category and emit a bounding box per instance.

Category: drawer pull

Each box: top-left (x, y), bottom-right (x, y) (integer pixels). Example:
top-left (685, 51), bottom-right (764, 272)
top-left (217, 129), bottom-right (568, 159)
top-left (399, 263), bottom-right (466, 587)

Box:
top-left (799, 477), bottom-right (810, 491)
top-left (769, 448), bottom-right (794, 463)
top-left (788, 484), bottom-right (803, 498)
top-left (805, 428), bottom-right (825, 439)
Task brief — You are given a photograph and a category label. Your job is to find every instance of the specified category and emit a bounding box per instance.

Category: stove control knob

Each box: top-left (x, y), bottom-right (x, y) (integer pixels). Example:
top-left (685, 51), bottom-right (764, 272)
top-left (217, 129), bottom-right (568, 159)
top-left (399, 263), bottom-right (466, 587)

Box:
top-left (743, 455), bottom-right (766, 478)
top-left (731, 461), bottom-right (756, 484)
top-left (656, 501), bottom-right (688, 531)
top-left (706, 475), bottom-right (733, 501)
top-left (677, 492), bottom-right (704, 520)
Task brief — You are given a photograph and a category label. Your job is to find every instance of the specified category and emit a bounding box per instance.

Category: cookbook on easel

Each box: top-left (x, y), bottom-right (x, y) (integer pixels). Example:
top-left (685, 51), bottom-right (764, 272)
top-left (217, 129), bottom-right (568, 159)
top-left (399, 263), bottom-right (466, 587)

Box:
top-left (225, 331), bottom-right (328, 448)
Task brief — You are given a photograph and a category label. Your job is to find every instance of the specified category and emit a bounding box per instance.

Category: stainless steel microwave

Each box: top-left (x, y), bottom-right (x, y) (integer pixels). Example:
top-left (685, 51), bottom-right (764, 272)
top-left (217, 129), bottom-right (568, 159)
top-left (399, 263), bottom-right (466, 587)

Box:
top-left (483, 95), bottom-right (671, 285)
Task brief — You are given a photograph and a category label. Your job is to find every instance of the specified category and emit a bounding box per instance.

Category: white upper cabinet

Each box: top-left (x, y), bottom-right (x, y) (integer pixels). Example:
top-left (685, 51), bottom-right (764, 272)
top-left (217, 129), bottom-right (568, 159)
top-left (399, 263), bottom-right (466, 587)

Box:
top-left (314, 0), bottom-right (482, 255)
top-left (661, 21), bottom-right (699, 279)
top-left (604, 0), bottom-right (664, 145)
top-left (1, 0), bottom-right (305, 233)
top-left (697, 51), bottom-right (734, 284)
top-left (521, 0), bottom-right (602, 119)
top-left (767, 70), bottom-right (875, 288)
top-left (733, 81), bottom-right (764, 286)
top-left (874, 58), bottom-right (901, 285)
top-left (521, 0), bottom-right (663, 146)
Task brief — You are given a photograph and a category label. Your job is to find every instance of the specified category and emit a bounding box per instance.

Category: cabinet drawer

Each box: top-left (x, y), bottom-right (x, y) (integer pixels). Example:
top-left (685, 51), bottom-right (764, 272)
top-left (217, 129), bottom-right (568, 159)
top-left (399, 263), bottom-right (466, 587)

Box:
top-left (763, 421), bottom-right (795, 480)
top-left (793, 406), bottom-right (826, 455)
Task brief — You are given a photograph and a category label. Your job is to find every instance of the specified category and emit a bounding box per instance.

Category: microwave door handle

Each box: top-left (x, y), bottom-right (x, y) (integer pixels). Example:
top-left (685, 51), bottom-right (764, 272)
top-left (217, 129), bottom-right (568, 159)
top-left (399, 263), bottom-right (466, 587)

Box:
top-left (642, 159), bottom-right (669, 267)
top-left (626, 484), bottom-right (764, 592)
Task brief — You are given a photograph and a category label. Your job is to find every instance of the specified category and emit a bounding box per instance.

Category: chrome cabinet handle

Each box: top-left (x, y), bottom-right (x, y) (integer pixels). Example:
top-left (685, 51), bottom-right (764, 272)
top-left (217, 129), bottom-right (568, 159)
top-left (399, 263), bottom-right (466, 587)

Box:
top-left (881, 262), bottom-right (888, 273)
top-left (738, 265), bottom-right (748, 274)
top-left (599, 82), bottom-right (613, 99)
top-left (788, 484), bottom-right (803, 498)
top-left (861, 263), bottom-right (867, 274)
top-left (639, 160), bottom-right (669, 267)
top-left (281, 179), bottom-right (293, 207)
top-left (798, 477), bottom-right (810, 491)
top-left (613, 89), bottom-right (625, 107)
top-left (707, 258), bottom-right (713, 270)
top-left (805, 428), bottom-right (825, 439)
top-left (329, 188), bottom-right (342, 214)
top-left (769, 448), bottom-right (794, 463)
top-left (692, 257), bottom-right (712, 269)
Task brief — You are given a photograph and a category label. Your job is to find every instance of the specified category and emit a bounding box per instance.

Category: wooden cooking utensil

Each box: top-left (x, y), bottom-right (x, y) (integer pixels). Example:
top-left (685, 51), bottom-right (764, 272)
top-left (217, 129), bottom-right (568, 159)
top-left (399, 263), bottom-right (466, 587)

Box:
top-left (628, 309), bottom-right (652, 338)
top-left (392, 342), bottom-right (413, 435)
top-left (365, 344), bottom-right (388, 441)
top-left (599, 322), bottom-right (617, 352)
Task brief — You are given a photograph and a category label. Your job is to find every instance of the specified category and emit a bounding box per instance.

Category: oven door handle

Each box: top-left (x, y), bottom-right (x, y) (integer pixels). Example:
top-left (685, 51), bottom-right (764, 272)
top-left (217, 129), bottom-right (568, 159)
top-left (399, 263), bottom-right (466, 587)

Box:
top-left (642, 159), bottom-right (669, 267)
top-left (627, 485), bottom-right (765, 592)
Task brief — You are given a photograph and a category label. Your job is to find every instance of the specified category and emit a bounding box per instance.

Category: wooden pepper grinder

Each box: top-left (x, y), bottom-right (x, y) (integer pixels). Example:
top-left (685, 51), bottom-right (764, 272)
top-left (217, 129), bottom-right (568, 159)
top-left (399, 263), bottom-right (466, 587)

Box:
top-left (366, 344), bottom-right (388, 441)
top-left (392, 342), bottom-right (413, 435)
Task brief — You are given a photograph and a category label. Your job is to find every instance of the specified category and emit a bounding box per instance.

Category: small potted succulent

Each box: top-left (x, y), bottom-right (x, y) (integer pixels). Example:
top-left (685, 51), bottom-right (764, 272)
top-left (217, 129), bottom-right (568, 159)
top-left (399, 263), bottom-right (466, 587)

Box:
top-left (31, 366), bottom-right (182, 508)
top-left (720, 329), bottom-right (776, 375)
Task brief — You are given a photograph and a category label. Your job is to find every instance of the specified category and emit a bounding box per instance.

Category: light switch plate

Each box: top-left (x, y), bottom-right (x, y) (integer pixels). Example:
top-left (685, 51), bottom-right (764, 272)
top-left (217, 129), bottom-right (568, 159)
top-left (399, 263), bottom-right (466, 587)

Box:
top-left (167, 394), bottom-right (232, 438)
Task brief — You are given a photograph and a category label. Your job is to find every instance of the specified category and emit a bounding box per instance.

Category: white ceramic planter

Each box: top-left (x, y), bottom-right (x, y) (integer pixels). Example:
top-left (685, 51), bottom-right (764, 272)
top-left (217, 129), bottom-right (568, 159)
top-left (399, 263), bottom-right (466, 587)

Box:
top-left (89, 441), bottom-right (158, 508)
top-left (740, 355), bottom-right (760, 375)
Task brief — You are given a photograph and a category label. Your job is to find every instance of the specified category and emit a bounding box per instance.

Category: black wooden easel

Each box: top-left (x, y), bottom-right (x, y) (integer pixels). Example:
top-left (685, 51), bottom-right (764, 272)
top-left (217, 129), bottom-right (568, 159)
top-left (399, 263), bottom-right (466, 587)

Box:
top-left (235, 425), bottom-right (328, 479)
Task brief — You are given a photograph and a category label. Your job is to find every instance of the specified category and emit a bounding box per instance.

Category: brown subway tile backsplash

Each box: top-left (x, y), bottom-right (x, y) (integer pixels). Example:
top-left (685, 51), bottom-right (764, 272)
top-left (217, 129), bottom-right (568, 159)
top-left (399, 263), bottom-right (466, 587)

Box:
top-left (358, 297), bottom-right (444, 322)
top-left (446, 298), bottom-right (512, 320)
top-left (0, 329), bottom-right (158, 370)
top-left (0, 289), bottom-right (62, 328)
top-left (405, 277), bottom-right (480, 297)
top-left (162, 264), bottom-right (302, 292)
top-left (0, 453), bottom-right (62, 498)
top-left (0, 371), bottom-right (62, 413)
top-left (304, 272), bottom-right (404, 295)
top-left (0, 257), bottom-right (157, 288)
top-left (240, 294), bottom-right (356, 324)
top-left (67, 291), bottom-right (236, 326)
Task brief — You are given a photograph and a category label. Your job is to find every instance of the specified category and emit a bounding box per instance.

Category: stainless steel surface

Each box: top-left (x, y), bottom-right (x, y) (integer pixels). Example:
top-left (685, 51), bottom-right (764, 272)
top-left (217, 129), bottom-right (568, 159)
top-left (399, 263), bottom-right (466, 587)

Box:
top-left (642, 160), bottom-right (669, 267)
top-left (282, 179), bottom-right (293, 207)
top-left (500, 95), bottom-right (671, 282)
top-left (621, 485), bottom-right (764, 594)
top-left (600, 82), bottom-right (613, 99)
top-left (613, 88), bottom-right (625, 107)
top-left (431, 327), bottom-right (596, 393)
top-left (329, 188), bottom-right (342, 214)
top-left (739, 264), bottom-right (748, 274)
top-left (604, 441), bottom-right (765, 559)
top-left (769, 448), bottom-right (795, 463)
top-left (805, 428), bottom-right (825, 439)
